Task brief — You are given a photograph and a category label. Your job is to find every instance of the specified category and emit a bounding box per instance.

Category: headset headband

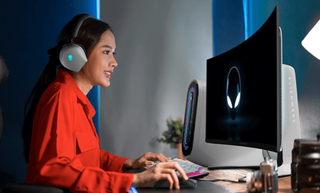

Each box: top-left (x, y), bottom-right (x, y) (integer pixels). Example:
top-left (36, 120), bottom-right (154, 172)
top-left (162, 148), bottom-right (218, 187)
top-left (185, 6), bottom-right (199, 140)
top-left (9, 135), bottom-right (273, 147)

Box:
top-left (66, 14), bottom-right (94, 42)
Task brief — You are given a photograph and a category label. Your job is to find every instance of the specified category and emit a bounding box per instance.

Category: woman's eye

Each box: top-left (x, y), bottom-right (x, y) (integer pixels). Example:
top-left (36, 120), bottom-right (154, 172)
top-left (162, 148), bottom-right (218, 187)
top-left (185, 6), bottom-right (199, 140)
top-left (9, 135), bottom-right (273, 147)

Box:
top-left (103, 51), bottom-right (116, 56)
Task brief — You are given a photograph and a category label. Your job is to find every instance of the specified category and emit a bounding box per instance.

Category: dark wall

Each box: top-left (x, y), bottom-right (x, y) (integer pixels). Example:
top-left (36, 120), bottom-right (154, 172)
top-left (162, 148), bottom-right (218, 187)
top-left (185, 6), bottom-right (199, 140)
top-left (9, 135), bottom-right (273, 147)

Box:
top-left (250, 1), bottom-right (320, 138)
top-left (0, 0), bottom-right (99, 188)
top-left (212, 0), bottom-right (245, 56)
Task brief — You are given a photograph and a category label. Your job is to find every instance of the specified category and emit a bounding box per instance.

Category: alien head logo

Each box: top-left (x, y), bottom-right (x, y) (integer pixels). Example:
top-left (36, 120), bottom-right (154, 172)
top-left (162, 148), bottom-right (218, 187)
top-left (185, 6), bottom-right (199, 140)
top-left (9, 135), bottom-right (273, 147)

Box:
top-left (226, 66), bottom-right (241, 120)
top-left (68, 54), bottom-right (73, 61)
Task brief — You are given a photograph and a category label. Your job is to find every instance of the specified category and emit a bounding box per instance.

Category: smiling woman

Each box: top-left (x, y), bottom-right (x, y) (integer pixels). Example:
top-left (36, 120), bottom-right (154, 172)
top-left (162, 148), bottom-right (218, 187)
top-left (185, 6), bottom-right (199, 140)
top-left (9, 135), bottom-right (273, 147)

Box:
top-left (77, 29), bottom-right (117, 91)
top-left (21, 14), bottom-right (188, 192)
top-left (22, 14), bottom-right (113, 166)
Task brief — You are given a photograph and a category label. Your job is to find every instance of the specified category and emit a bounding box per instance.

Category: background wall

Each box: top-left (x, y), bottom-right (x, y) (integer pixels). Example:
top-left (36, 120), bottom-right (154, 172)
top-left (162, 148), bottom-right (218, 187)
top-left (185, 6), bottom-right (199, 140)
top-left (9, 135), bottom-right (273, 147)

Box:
top-left (99, 0), bottom-right (212, 159)
top-left (0, 0), bottom-right (100, 188)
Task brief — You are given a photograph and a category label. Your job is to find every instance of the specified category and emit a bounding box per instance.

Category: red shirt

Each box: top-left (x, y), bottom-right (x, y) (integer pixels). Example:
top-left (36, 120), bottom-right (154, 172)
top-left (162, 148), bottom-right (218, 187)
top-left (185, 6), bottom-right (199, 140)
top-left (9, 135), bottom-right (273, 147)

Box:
top-left (26, 69), bottom-right (134, 193)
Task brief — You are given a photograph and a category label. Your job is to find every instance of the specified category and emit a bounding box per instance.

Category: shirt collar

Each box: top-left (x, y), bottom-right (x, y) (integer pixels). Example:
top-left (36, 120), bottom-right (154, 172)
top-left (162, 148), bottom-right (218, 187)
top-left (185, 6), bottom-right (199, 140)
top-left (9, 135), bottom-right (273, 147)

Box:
top-left (55, 68), bottom-right (96, 118)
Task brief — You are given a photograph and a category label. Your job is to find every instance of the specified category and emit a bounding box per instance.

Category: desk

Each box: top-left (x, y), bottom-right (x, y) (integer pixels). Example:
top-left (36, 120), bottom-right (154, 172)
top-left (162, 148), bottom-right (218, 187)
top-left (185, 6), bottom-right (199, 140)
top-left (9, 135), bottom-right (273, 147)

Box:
top-left (200, 168), bottom-right (292, 193)
top-left (136, 168), bottom-right (292, 193)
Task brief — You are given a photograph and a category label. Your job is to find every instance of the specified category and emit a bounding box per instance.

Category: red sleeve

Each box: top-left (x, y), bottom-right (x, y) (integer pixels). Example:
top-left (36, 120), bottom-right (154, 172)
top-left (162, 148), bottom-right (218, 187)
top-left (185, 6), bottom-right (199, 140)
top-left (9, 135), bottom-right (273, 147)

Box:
top-left (100, 149), bottom-right (130, 172)
top-left (27, 84), bottom-right (134, 193)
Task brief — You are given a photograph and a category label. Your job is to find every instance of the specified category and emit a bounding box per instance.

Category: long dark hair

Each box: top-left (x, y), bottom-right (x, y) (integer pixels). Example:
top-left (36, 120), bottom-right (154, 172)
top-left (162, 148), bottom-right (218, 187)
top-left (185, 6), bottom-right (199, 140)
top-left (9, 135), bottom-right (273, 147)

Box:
top-left (22, 16), bottom-right (112, 163)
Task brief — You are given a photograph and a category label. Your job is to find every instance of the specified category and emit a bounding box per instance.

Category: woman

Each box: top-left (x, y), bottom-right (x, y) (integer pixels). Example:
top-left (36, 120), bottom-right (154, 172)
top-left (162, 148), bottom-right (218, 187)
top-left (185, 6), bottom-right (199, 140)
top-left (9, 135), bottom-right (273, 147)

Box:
top-left (22, 14), bottom-right (187, 192)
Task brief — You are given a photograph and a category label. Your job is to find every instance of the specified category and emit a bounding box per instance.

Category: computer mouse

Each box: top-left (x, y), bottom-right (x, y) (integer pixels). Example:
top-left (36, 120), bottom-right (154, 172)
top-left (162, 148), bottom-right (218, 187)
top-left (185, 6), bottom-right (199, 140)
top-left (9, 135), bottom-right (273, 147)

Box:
top-left (226, 66), bottom-right (241, 120)
top-left (150, 178), bottom-right (197, 189)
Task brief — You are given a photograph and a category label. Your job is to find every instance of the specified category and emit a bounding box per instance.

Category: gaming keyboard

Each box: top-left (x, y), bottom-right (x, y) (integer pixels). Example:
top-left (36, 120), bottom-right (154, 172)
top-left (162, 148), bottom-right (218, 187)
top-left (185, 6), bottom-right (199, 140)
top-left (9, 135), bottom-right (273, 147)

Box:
top-left (145, 158), bottom-right (209, 179)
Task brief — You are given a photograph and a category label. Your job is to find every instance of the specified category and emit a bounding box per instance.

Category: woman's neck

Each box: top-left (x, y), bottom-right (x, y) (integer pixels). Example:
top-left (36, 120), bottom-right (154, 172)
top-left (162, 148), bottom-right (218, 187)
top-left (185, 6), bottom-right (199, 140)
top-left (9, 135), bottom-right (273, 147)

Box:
top-left (69, 70), bottom-right (93, 96)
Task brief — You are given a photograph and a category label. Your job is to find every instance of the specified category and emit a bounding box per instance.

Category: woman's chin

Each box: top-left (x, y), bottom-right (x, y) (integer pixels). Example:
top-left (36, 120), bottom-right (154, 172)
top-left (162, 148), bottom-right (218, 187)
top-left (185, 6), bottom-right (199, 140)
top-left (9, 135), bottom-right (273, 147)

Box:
top-left (100, 80), bottom-right (110, 87)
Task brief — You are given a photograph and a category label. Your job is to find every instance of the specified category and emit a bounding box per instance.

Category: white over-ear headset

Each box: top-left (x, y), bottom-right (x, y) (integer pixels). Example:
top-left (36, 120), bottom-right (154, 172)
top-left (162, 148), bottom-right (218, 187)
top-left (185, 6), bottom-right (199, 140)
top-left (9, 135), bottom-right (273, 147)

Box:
top-left (59, 14), bottom-right (94, 72)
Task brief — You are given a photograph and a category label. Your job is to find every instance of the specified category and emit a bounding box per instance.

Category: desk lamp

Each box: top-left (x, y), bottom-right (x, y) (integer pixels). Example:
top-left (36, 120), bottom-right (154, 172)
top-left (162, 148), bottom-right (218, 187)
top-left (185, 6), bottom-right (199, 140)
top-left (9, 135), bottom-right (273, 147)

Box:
top-left (302, 20), bottom-right (320, 60)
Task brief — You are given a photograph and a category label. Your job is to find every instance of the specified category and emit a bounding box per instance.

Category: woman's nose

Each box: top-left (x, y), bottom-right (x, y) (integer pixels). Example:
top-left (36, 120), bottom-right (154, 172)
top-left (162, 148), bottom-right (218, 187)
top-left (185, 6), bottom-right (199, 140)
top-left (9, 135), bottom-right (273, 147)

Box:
top-left (110, 55), bottom-right (118, 67)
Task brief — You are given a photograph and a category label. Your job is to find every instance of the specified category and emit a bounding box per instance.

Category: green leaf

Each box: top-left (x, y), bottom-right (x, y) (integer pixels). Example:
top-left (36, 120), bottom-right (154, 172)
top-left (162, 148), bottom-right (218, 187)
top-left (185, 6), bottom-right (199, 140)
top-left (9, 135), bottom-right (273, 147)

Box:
top-left (158, 116), bottom-right (184, 144)
top-left (172, 137), bottom-right (177, 142)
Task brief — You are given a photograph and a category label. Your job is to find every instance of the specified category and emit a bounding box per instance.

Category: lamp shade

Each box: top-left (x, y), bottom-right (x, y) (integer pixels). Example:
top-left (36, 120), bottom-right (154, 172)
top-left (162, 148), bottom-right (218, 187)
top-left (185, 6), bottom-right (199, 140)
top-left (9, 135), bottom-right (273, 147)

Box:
top-left (302, 20), bottom-right (320, 60)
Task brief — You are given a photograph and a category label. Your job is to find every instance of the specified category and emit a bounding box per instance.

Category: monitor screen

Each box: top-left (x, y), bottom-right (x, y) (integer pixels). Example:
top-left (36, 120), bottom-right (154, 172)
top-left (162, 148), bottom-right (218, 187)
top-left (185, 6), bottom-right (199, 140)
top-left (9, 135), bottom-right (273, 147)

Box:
top-left (206, 6), bottom-right (281, 152)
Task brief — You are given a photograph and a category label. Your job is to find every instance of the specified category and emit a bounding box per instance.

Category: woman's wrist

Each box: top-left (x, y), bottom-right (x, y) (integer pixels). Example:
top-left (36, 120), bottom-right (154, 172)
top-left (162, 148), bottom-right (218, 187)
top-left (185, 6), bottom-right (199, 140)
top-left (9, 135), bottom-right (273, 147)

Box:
top-left (123, 159), bottom-right (134, 169)
top-left (132, 173), bottom-right (138, 185)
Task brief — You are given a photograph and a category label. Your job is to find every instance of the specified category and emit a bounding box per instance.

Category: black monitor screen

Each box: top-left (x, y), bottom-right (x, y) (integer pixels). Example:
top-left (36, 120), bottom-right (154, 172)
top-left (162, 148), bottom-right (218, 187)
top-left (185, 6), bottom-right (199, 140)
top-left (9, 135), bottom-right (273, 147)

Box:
top-left (206, 6), bottom-right (281, 152)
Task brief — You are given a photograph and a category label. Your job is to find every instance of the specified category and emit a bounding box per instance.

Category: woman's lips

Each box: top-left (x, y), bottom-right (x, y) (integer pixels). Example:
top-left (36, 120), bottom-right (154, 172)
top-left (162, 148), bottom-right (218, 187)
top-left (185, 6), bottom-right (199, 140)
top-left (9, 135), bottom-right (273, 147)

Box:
top-left (104, 71), bottom-right (111, 78)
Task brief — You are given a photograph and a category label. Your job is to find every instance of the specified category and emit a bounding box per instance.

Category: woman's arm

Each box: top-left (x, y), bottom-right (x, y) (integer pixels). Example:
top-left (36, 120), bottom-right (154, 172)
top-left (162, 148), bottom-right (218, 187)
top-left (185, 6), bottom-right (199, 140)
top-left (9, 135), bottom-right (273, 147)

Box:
top-left (27, 84), bottom-right (133, 193)
top-left (100, 148), bottom-right (130, 172)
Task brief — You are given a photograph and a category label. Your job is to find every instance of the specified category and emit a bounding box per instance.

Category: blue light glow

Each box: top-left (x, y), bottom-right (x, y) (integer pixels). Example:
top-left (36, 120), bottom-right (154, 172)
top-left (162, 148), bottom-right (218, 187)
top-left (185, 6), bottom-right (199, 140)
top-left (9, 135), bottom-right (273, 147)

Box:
top-left (242, 0), bottom-right (249, 40)
top-left (242, 0), bottom-right (253, 40)
top-left (184, 93), bottom-right (193, 145)
top-left (95, 0), bottom-right (101, 135)
top-left (96, 0), bottom-right (100, 19)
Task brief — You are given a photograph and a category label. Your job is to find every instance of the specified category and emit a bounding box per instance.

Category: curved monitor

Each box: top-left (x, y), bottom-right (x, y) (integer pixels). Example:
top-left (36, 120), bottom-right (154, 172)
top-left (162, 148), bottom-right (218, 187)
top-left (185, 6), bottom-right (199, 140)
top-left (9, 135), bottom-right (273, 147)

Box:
top-left (206, 6), bottom-right (281, 152)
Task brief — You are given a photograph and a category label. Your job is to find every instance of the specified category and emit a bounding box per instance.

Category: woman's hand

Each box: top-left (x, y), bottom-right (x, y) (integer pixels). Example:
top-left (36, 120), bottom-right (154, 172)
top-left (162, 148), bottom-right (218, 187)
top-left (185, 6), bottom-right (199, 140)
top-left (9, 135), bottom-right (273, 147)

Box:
top-left (124, 152), bottom-right (171, 169)
top-left (132, 161), bottom-right (188, 189)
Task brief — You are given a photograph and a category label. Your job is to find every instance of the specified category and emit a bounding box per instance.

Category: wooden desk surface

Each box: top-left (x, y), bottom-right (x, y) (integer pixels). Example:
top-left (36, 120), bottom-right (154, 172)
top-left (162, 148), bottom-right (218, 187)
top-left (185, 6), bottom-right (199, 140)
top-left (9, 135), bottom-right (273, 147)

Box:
top-left (199, 168), bottom-right (292, 193)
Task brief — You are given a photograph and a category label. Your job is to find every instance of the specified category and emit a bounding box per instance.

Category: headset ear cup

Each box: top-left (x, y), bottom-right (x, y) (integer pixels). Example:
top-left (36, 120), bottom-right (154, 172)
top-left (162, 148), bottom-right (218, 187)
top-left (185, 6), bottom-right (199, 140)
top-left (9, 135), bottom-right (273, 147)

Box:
top-left (59, 43), bottom-right (87, 72)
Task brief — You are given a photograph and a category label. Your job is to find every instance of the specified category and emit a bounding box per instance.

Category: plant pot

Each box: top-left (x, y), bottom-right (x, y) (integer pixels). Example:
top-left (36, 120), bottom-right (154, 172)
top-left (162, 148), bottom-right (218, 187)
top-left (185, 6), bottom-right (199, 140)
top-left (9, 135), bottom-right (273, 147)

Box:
top-left (170, 143), bottom-right (184, 160)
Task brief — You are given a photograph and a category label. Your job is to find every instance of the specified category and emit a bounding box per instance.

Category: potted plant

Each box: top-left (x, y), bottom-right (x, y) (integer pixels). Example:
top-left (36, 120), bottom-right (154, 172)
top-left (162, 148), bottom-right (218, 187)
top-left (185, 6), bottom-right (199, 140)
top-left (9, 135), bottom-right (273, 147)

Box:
top-left (157, 116), bottom-right (184, 159)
